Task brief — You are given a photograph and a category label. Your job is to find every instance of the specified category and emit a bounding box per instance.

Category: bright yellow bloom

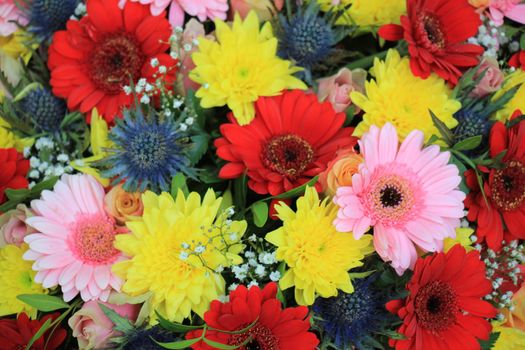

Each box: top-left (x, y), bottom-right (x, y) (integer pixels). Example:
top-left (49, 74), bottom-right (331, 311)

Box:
top-left (0, 244), bottom-right (47, 319)
top-left (444, 227), bottom-right (475, 253)
top-left (266, 187), bottom-right (373, 306)
top-left (0, 118), bottom-right (33, 151)
top-left (71, 109), bottom-right (113, 186)
top-left (113, 189), bottom-right (247, 323)
top-left (0, 30), bottom-right (33, 87)
top-left (492, 323), bottom-right (525, 350)
top-left (317, 0), bottom-right (406, 27)
top-left (351, 50), bottom-right (461, 142)
top-left (190, 11), bottom-right (306, 125)
top-left (493, 70), bottom-right (525, 121)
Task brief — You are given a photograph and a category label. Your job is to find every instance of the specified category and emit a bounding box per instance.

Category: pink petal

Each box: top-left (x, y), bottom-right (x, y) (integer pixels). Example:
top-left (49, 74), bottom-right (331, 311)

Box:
top-left (506, 4), bottom-right (525, 24)
top-left (94, 265), bottom-right (110, 290)
top-left (59, 260), bottom-right (83, 285)
top-left (75, 264), bottom-right (93, 292)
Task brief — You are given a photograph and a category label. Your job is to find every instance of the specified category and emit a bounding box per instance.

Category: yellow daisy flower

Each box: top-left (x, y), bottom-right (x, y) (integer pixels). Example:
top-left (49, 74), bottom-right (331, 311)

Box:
top-left (113, 189), bottom-right (247, 323)
top-left (317, 0), bottom-right (406, 28)
top-left (266, 187), bottom-right (373, 306)
top-left (0, 118), bottom-right (33, 151)
top-left (0, 244), bottom-right (47, 319)
top-left (351, 49), bottom-right (461, 142)
top-left (0, 30), bottom-right (33, 87)
top-left (493, 69), bottom-right (525, 121)
top-left (190, 11), bottom-right (306, 125)
top-left (444, 227), bottom-right (475, 253)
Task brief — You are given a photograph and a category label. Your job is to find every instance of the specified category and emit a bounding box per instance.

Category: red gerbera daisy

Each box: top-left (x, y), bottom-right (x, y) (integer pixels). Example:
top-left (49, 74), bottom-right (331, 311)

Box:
top-left (0, 313), bottom-right (66, 350)
top-left (509, 50), bottom-right (525, 70)
top-left (465, 111), bottom-right (525, 250)
top-left (0, 148), bottom-right (29, 204)
top-left (215, 90), bottom-right (356, 196)
top-left (379, 0), bottom-right (483, 85)
top-left (48, 0), bottom-right (177, 123)
top-left (386, 245), bottom-right (497, 350)
top-left (186, 282), bottom-right (319, 350)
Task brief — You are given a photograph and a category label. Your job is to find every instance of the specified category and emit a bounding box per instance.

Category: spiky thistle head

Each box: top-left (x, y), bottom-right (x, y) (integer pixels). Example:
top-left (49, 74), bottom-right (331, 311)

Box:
top-left (21, 87), bottom-right (66, 132)
top-left (29, 0), bottom-right (79, 40)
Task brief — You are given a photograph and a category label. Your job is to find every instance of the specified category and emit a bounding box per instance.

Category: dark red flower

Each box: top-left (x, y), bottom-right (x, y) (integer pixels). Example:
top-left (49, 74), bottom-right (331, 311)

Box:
top-left (215, 90), bottom-right (356, 196)
top-left (0, 148), bottom-right (29, 204)
top-left (379, 0), bottom-right (483, 85)
top-left (509, 50), bottom-right (525, 70)
top-left (0, 313), bottom-right (66, 350)
top-left (186, 283), bottom-right (319, 350)
top-left (48, 0), bottom-right (177, 123)
top-left (386, 245), bottom-right (496, 350)
top-left (464, 111), bottom-right (525, 250)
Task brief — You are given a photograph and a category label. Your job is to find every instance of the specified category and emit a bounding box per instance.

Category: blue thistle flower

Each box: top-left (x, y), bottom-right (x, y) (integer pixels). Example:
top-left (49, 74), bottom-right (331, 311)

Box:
top-left (122, 326), bottom-right (179, 350)
top-left (22, 87), bottom-right (66, 132)
top-left (277, 2), bottom-right (336, 77)
top-left (99, 108), bottom-right (195, 193)
top-left (453, 108), bottom-right (492, 144)
top-left (313, 276), bottom-right (391, 349)
top-left (30, 0), bottom-right (79, 40)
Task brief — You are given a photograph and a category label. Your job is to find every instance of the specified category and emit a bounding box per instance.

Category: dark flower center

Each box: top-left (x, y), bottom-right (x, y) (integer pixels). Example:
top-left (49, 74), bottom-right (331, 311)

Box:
top-left (414, 280), bottom-right (458, 332)
top-left (418, 13), bottom-right (446, 50)
top-left (90, 32), bottom-right (145, 95)
top-left (129, 130), bottom-right (168, 171)
top-left (229, 323), bottom-right (279, 350)
top-left (262, 134), bottom-right (314, 179)
top-left (380, 185), bottom-right (403, 207)
top-left (491, 160), bottom-right (525, 211)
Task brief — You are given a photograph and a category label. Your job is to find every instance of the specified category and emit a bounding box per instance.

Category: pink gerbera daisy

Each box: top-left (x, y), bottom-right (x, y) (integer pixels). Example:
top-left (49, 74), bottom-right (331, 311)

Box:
top-left (23, 174), bottom-right (125, 302)
top-left (333, 123), bottom-right (465, 275)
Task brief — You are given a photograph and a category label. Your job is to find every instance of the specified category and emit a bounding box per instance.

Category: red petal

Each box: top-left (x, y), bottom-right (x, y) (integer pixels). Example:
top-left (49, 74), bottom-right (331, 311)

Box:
top-left (378, 24), bottom-right (405, 41)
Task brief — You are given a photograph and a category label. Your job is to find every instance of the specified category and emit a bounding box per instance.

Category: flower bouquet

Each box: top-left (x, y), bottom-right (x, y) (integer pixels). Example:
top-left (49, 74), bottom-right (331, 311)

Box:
top-left (1, 0), bottom-right (525, 349)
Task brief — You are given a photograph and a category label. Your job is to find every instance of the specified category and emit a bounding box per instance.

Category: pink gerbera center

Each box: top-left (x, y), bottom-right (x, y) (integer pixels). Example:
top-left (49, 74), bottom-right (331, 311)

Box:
top-left (262, 134), bottom-right (314, 179)
top-left (72, 214), bottom-right (119, 264)
top-left (90, 32), bottom-right (145, 95)
top-left (229, 323), bottom-right (279, 350)
top-left (414, 280), bottom-right (458, 332)
top-left (417, 12), bottom-right (446, 50)
top-left (364, 171), bottom-right (420, 227)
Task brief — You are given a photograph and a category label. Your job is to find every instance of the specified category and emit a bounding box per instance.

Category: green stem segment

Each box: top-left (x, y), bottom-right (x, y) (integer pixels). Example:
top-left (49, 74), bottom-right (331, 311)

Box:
top-left (347, 50), bottom-right (389, 70)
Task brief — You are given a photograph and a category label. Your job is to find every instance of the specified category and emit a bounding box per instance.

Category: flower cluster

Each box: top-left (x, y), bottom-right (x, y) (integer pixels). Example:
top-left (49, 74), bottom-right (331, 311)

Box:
top-left (2, 0), bottom-right (525, 349)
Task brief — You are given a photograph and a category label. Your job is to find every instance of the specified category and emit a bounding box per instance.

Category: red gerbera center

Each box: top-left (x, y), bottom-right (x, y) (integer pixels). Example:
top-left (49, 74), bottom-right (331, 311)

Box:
top-left (414, 280), bottom-right (458, 332)
top-left (417, 13), bottom-right (446, 50)
top-left (90, 32), bottom-right (145, 95)
top-left (72, 214), bottom-right (119, 264)
top-left (491, 160), bottom-right (525, 211)
top-left (262, 134), bottom-right (314, 179)
top-left (229, 323), bottom-right (279, 350)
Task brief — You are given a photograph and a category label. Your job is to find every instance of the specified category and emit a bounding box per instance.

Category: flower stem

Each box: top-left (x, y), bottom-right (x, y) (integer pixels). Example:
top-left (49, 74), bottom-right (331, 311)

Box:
top-left (347, 50), bottom-right (389, 70)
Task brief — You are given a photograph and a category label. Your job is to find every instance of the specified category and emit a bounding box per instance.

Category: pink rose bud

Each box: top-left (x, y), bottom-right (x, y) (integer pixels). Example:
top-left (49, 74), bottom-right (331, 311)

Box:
top-left (230, 0), bottom-right (284, 21)
top-left (69, 300), bottom-right (140, 350)
top-left (0, 204), bottom-right (35, 248)
top-left (317, 68), bottom-right (367, 113)
top-left (471, 58), bottom-right (504, 98)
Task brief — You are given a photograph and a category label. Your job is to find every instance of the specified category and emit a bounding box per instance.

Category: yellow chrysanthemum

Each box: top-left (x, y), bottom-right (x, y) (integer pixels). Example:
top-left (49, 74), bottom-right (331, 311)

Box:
top-left (317, 0), bottom-right (406, 27)
top-left (444, 227), bottom-right (475, 253)
top-left (0, 30), bottom-right (33, 87)
top-left (492, 324), bottom-right (525, 350)
top-left (190, 11), bottom-right (306, 125)
top-left (113, 189), bottom-right (247, 323)
top-left (351, 50), bottom-right (461, 142)
top-left (266, 187), bottom-right (373, 306)
top-left (71, 109), bottom-right (113, 186)
top-left (0, 244), bottom-right (47, 319)
top-left (493, 70), bottom-right (525, 121)
top-left (0, 118), bottom-right (33, 151)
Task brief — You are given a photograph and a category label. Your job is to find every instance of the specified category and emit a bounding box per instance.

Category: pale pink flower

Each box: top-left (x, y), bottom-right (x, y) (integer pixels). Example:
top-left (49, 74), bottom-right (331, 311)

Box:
top-left (119, 0), bottom-right (228, 27)
top-left (317, 67), bottom-right (366, 113)
top-left (333, 124), bottom-right (465, 275)
top-left (0, 204), bottom-right (34, 247)
top-left (69, 299), bottom-right (140, 350)
top-left (489, 0), bottom-right (525, 26)
top-left (23, 174), bottom-right (126, 302)
top-left (0, 1), bottom-right (29, 36)
top-left (471, 57), bottom-right (504, 98)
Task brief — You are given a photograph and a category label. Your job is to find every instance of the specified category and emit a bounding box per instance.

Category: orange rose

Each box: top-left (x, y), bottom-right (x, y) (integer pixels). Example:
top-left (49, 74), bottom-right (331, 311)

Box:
top-left (469, 0), bottom-right (490, 8)
top-left (104, 184), bottom-right (143, 225)
top-left (319, 149), bottom-right (363, 196)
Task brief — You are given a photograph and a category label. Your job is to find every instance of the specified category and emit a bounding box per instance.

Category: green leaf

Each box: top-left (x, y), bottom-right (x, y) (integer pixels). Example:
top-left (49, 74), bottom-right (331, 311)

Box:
top-left (521, 33), bottom-right (525, 50)
top-left (31, 176), bottom-right (58, 193)
top-left (99, 303), bottom-right (135, 333)
top-left (453, 135), bottom-right (482, 151)
top-left (24, 318), bottom-right (53, 350)
top-left (155, 311), bottom-right (203, 333)
top-left (17, 294), bottom-right (69, 312)
top-left (274, 176), bottom-right (318, 200)
top-left (429, 110), bottom-right (454, 146)
top-left (449, 155), bottom-right (469, 194)
top-left (13, 82), bottom-right (42, 102)
top-left (479, 332), bottom-right (500, 350)
top-left (188, 133), bottom-right (210, 165)
top-left (233, 174), bottom-right (247, 211)
top-left (153, 337), bottom-right (201, 349)
top-left (171, 173), bottom-right (189, 198)
top-left (5, 188), bottom-right (31, 202)
top-left (251, 201), bottom-right (268, 228)
top-left (203, 337), bottom-right (251, 349)
top-left (344, 105), bottom-right (356, 126)
top-left (349, 270), bottom-right (376, 279)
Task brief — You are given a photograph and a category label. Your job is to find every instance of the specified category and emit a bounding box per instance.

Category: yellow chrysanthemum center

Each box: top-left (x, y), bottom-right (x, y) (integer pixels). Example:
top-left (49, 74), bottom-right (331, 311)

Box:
top-left (190, 11), bottom-right (306, 125)
top-left (266, 187), bottom-right (373, 306)
top-left (113, 190), bottom-right (247, 323)
top-left (351, 49), bottom-right (461, 142)
top-left (493, 70), bottom-right (525, 121)
top-left (0, 244), bottom-right (47, 318)
top-left (317, 0), bottom-right (406, 27)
